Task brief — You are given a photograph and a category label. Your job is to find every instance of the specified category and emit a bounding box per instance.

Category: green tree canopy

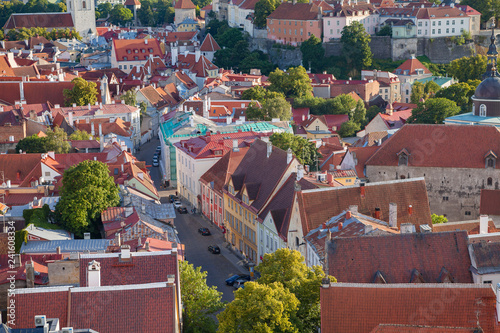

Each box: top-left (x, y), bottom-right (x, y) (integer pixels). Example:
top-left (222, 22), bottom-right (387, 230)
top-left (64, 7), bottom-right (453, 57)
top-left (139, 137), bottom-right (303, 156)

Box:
top-left (434, 81), bottom-right (476, 112)
top-left (352, 100), bottom-right (367, 126)
top-left (253, 0), bottom-right (279, 29)
top-left (460, 0), bottom-right (499, 25)
top-left (217, 281), bottom-right (300, 333)
top-left (255, 249), bottom-right (334, 332)
top-left (337, 120), bottom-right (361, 137)
top-left (96, 2), bottom-right (112, 19)
top-left (269, 132), bottom-right (321, 168)
top-left (268, 66), bottom-right (312, 99)
top-left (69, 129), bottom-right (93, 141)
top-left (293, 94), bottom-right (358, 116)
top-left (366, 105), bottom-right (381, 123)
top-left (121, 89), bottom-right (137, 106)
top-left (179, 261), bottom-right (224, 332)
top-left (54, 160), bottom-right (120, 237)
top-left (300, 35), bottom-right (325, 73)
top-left (240, 85), bottom-right (284, 102)
top-left (340, 21), bottom-right (373, 73)
top-left (109, 4), bottom-right (133, 26)
top-left (247, 96), bottom-right (292, 121)
top-left (45, 127), bottom-right (71, 153)
top-left (16, 134), bottom-right (47, 153)
top-left (431, 213), bottom-right (448, 224)
top-left (376, 24), bottom-right (392, 36)
top-left (447, 55), bottom-right (487, 82)
top-left (410, 81), bottom-right (425, 104)
top-left (63, 77), bottom-right (98, 107)
top-left (408, 98), bottom-right (461, 124)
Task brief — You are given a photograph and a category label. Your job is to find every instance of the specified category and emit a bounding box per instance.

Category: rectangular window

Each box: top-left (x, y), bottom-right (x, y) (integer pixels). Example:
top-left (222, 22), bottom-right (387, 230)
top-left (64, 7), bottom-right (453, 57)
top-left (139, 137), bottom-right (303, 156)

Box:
top-left (461, 19), bottom-right (464, 24)
top-left (432, 21), bottom-right (435, 26)
top-left (438, 29), bottom-right (441, 34)
top-left (438, 21), bottom-right (441, 26)
top-left (446, 28), bottom-right (449, 33)
top-left (418, 22), bottom-right (422, 27)
top-left (330, 29), bottom-right (333, 34)
top-left (328, 20), bottom-right (330, 26)
top-left (310, 21), bottom-right (313, 27)
top-left (418, 30), bottom-right (421, 34)
top-left (452, 28), bottom-right (455, 33)
top-left (337, 20), bottom-right (339, 26)
top-left (446, 20), bottom-right (449, 25)
top-left (432, 29), bottom-right (435, 34)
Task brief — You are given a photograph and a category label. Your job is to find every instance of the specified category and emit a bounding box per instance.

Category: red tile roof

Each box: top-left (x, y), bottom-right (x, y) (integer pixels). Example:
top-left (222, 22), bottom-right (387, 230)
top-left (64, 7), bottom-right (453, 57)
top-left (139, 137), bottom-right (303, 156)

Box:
top-left (320, 284), bottom-right (499, 333)
top-left (0, 154), bottom-right (43, 186)
top-left (3, 13), bottom-right (74, 30)
top-left (394, 57), bottom-right (432, 75)
top-left (366, 125), bottom-right (500, 169)
top-left (326, 231), bottom-right (472, 283)
top-left (416, 6), bottom-right (470, 19)
top-left (124, 0), bottom-right (141, 5)
top-left (0, 259), bottom-right (48, 285)
top-left (267, 2), bottom-right (321, 20)
top-left (176, 53), bottom-right (218, 78)
top-left (200, 33), bottom-right (221, 52)
top-left (433, 219), bottom-right (500, 235)
top-left (456, 5), bottom-right (481, 17)
top-left (113, 39), bottom-right (163, 62)
top-left (0, 81), bottom-right (74, 106)
top-left (370, 324), bottom-right (478, 332)
top-left (345, 146), bottom-right (380, 178)
top-left (480, 189), bottom-right (500, 216)
top-left (163, 31), bottom-right (198, 43)
top-left (174, 0), bottom-right (196, 9)
top-left (297, 178), bottom-right (432, 234)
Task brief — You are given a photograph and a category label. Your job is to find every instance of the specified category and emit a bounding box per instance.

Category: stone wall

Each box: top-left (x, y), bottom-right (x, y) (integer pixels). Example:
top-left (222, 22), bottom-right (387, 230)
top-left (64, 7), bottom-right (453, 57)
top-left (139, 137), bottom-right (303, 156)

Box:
top-left (248, 38), bottom-right (302, 68)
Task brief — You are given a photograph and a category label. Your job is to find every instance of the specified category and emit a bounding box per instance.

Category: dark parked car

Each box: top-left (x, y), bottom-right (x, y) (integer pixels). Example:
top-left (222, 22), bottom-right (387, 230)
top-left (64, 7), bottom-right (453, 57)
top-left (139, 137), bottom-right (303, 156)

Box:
top-left (170, 195), bottom-right (179, 203)
top-left (208, 245), bottom-right (220, 254)
top-left (233, 279), bottom-right (248, 289)
top-left (225, 274), bottom-right (251, 286)
top-left (177, 207), bottom-right (188, 214)
top-left (198, 227), bottom-right (211, 236)
top-left (156, 146), bottom-right (161, 155)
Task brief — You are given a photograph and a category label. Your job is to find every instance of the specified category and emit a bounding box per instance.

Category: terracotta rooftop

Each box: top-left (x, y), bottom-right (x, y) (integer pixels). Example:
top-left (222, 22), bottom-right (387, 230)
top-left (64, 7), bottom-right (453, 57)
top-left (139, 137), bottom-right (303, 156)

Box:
top-left (200, 33), bottom-right (221, 52)
top-left (113, 39), bottom-right (163, 62)
top-left (326, 231), bottom-right (472, 283)
top-left (297, 177), bottom-right (432, 234)
top-left (366, 125), bottom-right (500, 169)
top-left (3, 13), bottom-right (74, 30)
top-left (394, 57), bottom-right (432, 76)
top-left (267, 2), bottom-right (321, 20)
top-left (320, 283), bottom-right (499, 333)
top-left (174, 0), bottom-right (196, 9)
top-left (200, 148), bottom-right (249, 195)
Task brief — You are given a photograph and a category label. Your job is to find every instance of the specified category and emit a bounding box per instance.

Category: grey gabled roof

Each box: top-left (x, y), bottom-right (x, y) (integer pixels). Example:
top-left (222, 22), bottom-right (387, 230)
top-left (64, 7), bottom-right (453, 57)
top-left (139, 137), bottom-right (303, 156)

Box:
top-left (20, 239), bottom-right (110, 254)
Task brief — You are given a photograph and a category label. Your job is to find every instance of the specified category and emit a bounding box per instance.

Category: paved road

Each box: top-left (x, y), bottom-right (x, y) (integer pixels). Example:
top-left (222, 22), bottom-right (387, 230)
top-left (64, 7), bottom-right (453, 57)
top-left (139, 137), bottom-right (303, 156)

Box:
top-left (134, 137), bottom-right (249, 302)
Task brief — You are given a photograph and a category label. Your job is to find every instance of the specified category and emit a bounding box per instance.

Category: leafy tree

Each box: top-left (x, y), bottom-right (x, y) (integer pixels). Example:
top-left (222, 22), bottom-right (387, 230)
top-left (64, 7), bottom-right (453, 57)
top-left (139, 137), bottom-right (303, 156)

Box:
top-left (332, 94), bottom-right (358, 117)
top-left (241, 86), bottom-right (284, 102)
top-left (434, 82), bottom-right (475, 112)
top-left (366, 105), bottom-right (381, 123)
top-left (69, 129), bottom-right (93, 141)
top-left (431, 213), bottom-right (448, 224)
top-left (96, 2), bottom-right (112, 19)
top-left (16, 134), bottom-right (47, 153)
top-left (216, 27), bottom-right (245, 48)
top-left (253, 0), bottom-right (279, 29)
top-left (337, 120), bottom-right (361, 137)
top-left (269, 132), bottom-right (321, 170)
top-left (447, 55), bottom-right (487, 82)
top-left (340, 21), bottom-right (373, 73)
top-left (0, 30), bottom-right (4, 41)
top-left (121, 89), bottom-right (137, 106)
top-left (408, 98), bottom-right (461, 124)
top-left (424, 80), bottom-right (441, 97)
top-left (179, 261), bottom-right (224, 333)
top-left (353, 100), bottom-right (367, 126)
top-left (247, 96), bottom-right (292, 121)
top-left (109, 4), bottom-right (133, 26)
top-left (376, 24), bottom-right (392, 36)
top-left (300, 35), bottom-right (324, 73)
top-left (45, 127), bottom-right (71, 154)
top-left (255, 249), bottom-right (334, 332)
top-left (293, 94), bottom-right (357, 116)
top-left (460, 0), bottom-right (498, 25)
top-left (54, 160), bottom-right (120, 237)
top-left (238, 51), bottom-right (275, 76)
top-left (268, 66), bottom-right (312, 98)
top-left (411, 81), bottom-right (425, 104)
top-left (63, 77), bottom-right (98, 107)
top-left (137, 5), bottom-right (155, 26)
top-left (217, 281), bottom-right (300, 333)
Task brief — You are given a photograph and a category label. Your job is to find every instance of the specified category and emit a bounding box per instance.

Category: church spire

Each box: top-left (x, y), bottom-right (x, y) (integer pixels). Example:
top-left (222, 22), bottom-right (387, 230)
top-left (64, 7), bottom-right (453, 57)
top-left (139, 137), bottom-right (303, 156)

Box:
top-left (484, 19), bottom-right (500, 78)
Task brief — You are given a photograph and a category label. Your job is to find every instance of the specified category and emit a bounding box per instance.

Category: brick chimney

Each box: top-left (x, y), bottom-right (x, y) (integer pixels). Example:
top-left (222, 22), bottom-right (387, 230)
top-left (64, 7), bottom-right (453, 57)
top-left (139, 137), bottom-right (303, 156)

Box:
top-left (287, 148), bottom-right (293, 164)
top-left (345, 211), bottom-right (352, 219)
top-left (374, 207), bottom-right (381, 220)
top-left (26, 259), bottom-right (35, 288)
top-left (120, 245), bottom-right (131, 260)
top-left (480, 215), bottom-right (488, 234)
top-left (389, 203), bottom-right (397, 228)
top-left (87, 260), bottom-right (101, 287)
top-left (360, 184), bottom-right (365, 197)
top-left (266, 141), bottom-right (272, 158)
top-left (408, 205), bottom-right (413, 216)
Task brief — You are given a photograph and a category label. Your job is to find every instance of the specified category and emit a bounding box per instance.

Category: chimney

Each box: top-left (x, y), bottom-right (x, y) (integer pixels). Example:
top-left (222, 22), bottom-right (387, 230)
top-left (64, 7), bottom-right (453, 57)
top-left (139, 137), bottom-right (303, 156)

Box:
top-left (87, 260), bottom-right (101, 287)
top-left (389, 203), bottom-right (397, 228)
top-left (120, 245), bottom-right (131, 260)
top-left (99, 123), bottom-right (102, 137)
top-left (266, 141), bottom-right (272, 158)
top-left (195, 49), bottom-right (201, 62)
top-left (360, 184), bottom-right (365, 197)
top-left (338, 222), bottom-right (343, 230)
top-left (287, 148), bottom-right (293, 164)
top-left (14, 254), bottom-right (21, 268)
top-left (408, 205), bottom-right (413, 216)
top-left (232, 139), bottom-right (239, 152)
top-left (349, 205), bottom-right (358, 214)
top-left (141, 203), bottom-right (146, 213)
top-left (374, 207), bottom-right (381, 220)
top-left (100, 135), bottom-right (104, 151)
top-left (56, 246), bottom-right (61, 255)
top-left (144, 241), bottom-right (150, 251)
top-left (26, 259), bottom-right (35, 288)
top-left (68, 111), bottom-right (74, 126)
top-left (138, 237), bottom-right (142, 247)
top-left (115, 233), bottom-right (121, 246)
top-left (297, 164), bottom-right (304, 181)
top-left (345, 211), bottom-right (352, 219)
top-left (91, 122), bottom-right (95, 136)
top-left (480, 215), bottom-right (489, 234)
top-left (84, 232), bottom-right (91, 240)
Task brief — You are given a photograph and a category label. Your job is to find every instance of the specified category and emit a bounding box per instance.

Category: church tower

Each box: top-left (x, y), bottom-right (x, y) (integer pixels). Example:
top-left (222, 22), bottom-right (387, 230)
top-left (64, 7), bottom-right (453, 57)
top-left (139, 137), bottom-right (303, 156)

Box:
top-left (67, 0), bottom-right (96, 39)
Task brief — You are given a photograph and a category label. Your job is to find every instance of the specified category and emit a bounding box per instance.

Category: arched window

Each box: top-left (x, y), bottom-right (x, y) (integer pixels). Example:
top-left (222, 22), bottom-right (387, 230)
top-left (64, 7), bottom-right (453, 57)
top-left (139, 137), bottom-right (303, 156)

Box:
top-left (480, 104), bottom-right (487, 117)
top-left (488, 177), bottom-right (493, 186)
top-left (82, 0), bottom-right (86, 8)
top-left (472, 103), bottom-right (475, 115)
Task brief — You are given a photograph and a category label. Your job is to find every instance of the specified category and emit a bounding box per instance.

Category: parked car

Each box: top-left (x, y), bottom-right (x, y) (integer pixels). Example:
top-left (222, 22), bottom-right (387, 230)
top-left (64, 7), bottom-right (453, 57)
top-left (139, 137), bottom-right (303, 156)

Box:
top-left (173, 200), bottom-right (182, 208)
top-left (233, 279), bottom-right (248, 289)
top-left (225, 274), bottom-right (251, 286)
top-left (156, 146), bottom-right (161, 155)
top-left (198, 227), bottom-right (211, 236)
top-left (208, 245), bottom-right (220, 254)
top-left (152, 160), bottom-right (159, 167)
top-left (170, 195), bottom-right (179, 203)
top-left (177, 207), bottom-right (188, 214)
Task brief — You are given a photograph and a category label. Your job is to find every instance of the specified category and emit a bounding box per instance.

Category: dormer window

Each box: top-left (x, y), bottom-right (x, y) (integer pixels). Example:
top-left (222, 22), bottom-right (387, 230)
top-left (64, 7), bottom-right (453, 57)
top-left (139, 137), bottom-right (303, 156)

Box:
top-left (242, 194), bottom-right (249, 204)
top-left (485, 150), bottom-right (497, 169)
top-left (123, 56), bottom-right (127, 61)
top-left (480, 104), bottom-right (487, 117)
top-left (127, 49), bottom-right (131, 54)
top-left (397, 149), bottom-right (410, 166)
top-left (228, 184), bottom-right (234, 195)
